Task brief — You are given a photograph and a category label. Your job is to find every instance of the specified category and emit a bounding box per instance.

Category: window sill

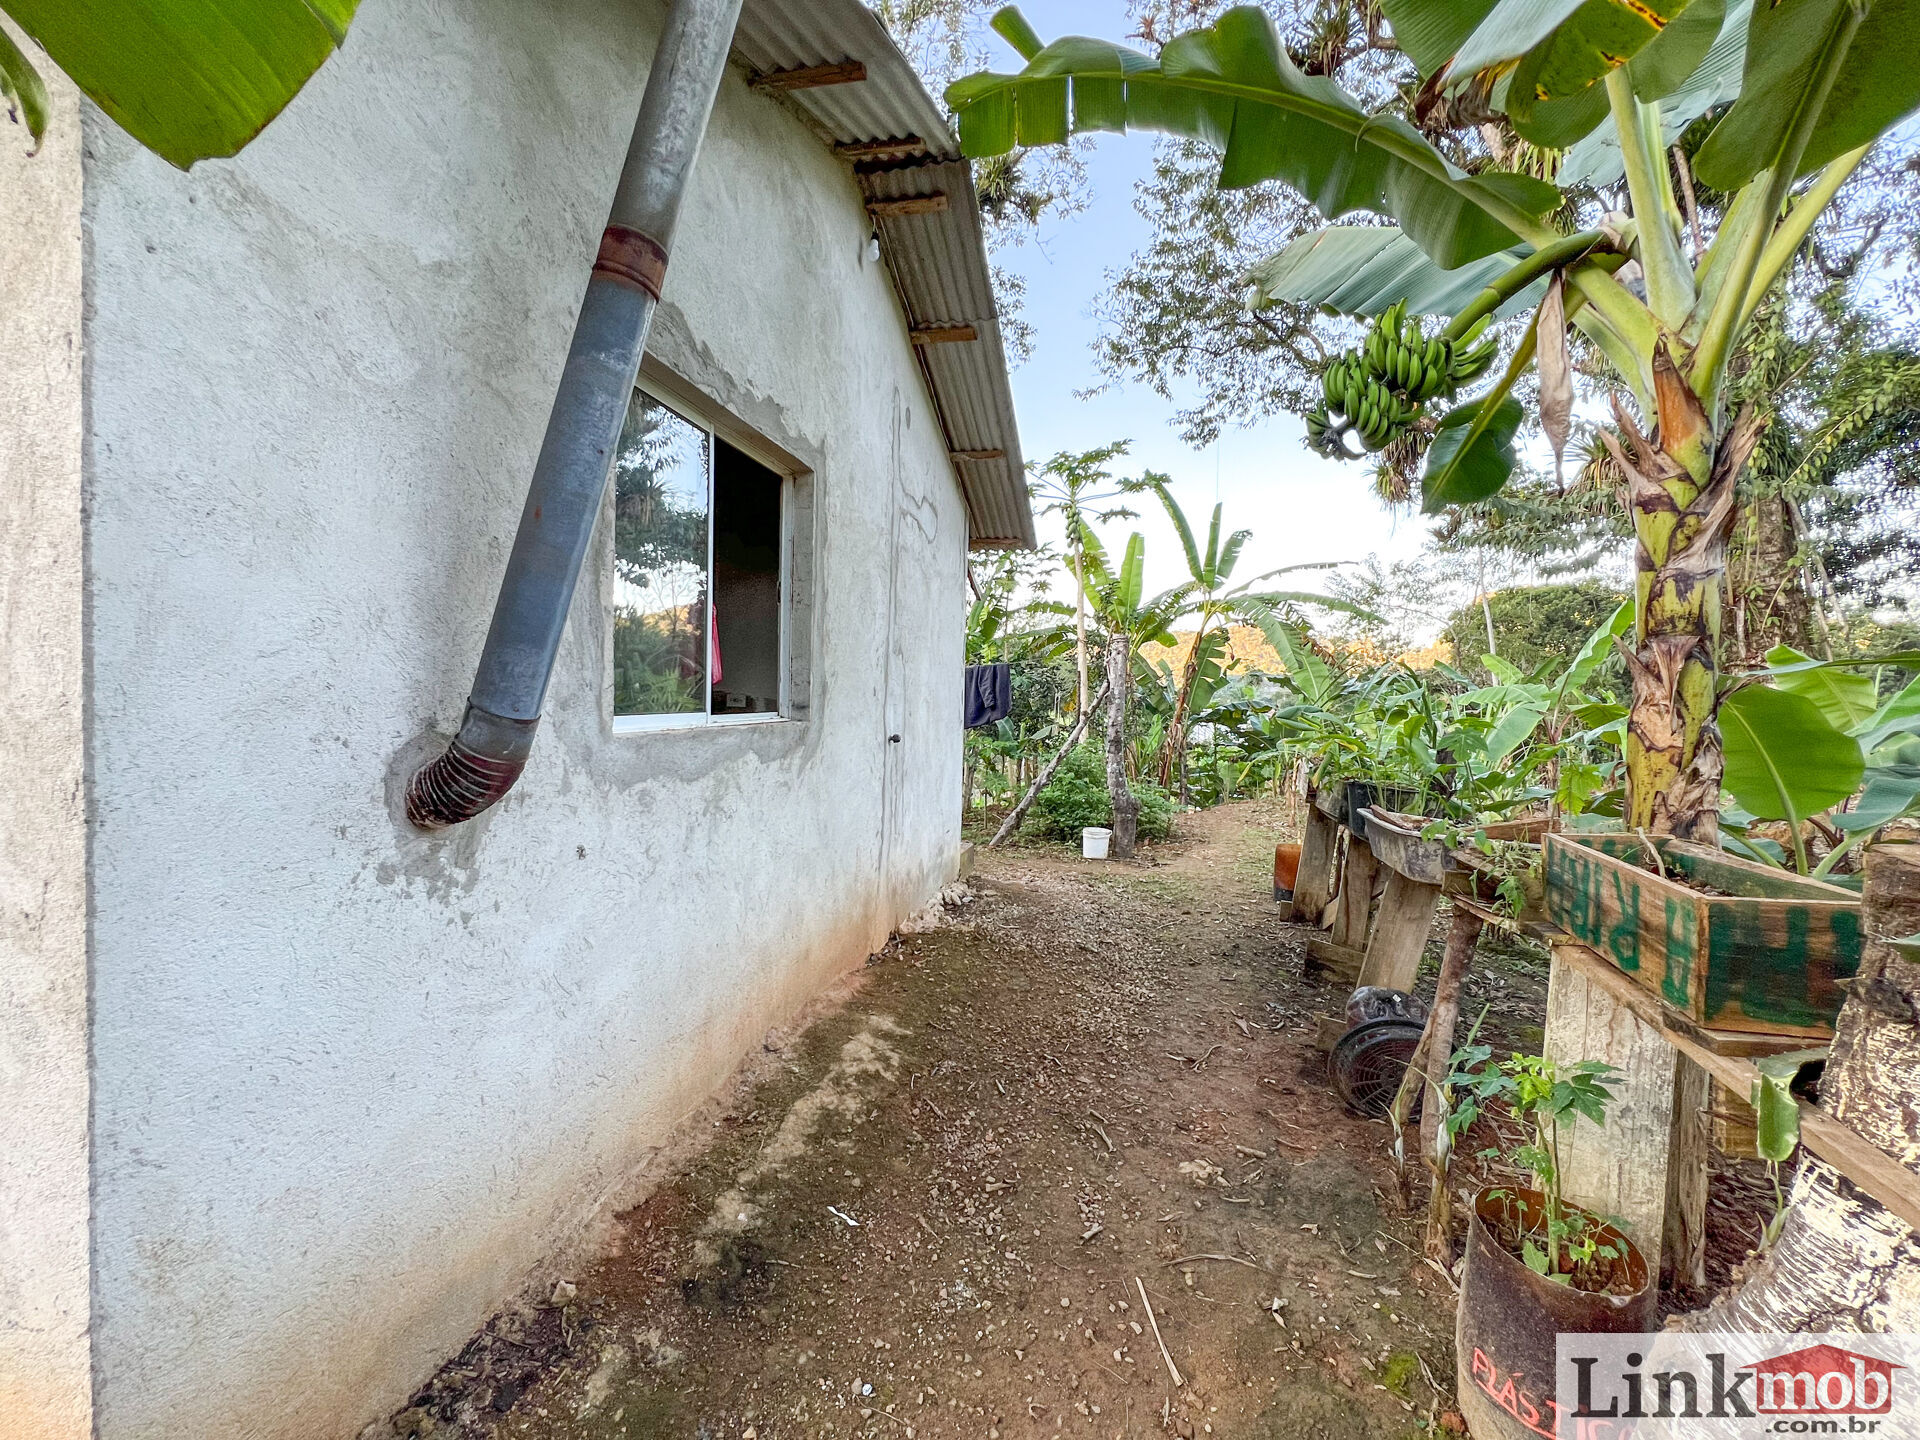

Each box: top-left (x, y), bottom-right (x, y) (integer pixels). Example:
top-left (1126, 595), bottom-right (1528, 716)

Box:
top-left (610, 711), bottom-right (789, 737)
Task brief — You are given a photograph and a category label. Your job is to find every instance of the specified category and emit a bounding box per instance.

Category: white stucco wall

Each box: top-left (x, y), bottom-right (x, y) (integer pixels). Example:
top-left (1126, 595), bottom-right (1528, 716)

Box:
top-left (65, 1), bottom-right (967, 1435)
top-left (0, 30), bottom-right (91, 1440)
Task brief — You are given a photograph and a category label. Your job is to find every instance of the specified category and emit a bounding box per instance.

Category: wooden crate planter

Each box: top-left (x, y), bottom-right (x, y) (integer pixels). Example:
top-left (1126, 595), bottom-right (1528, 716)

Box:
top-left (1543, 832), bottom-right (1864, 1039)
top-left (1357, 808), bottom-right (1450, 885)
top-left (1312, 783), bottom-right (1348, 825)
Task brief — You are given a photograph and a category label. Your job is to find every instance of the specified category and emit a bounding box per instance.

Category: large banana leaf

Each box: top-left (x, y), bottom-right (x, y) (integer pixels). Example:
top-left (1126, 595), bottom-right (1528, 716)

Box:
top-left (1380, 0), bottom-right (1498, 78)
top-left (1856, 676), bottom-right (1920, 755)
top-left (1421, 396), bottom-right (1525, 513)
top-left (1483, 699), bottom-right (1550, 766)
top-left (949, 7), bottom-right (1561, 269)
top-left (1557, 0), bottom-right (1750, 188)
top-left (1248, 226), bottom-right (1547, 319)
top-left (1719, 684), bottom-right (1864, 835)
top-left (1117, 533), bottom-right (1146, 614)
top-left (1694, 0), bottom-right (1920, 191)
top-left (1452, 0), bottom-right (1696, 124)
top-left (1244, 607), bottom-right (1339, 706)
top-left (1766, 644), bottom-right (1878, 731)
top-left (1556, 599), bottom-right (1634, 698)
top-left (1628, 0), bottom-right (1728, 100)
top-left (1, 0), bottom-right (358, 167)
top-left (1837, 764), bottom-right (1920, 833)
top-left (1498, 0), bottom-right (1728, 146)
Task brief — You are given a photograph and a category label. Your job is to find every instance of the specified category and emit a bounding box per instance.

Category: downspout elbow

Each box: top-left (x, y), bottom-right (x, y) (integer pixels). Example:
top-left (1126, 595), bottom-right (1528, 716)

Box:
top-left (406, 704), bottom-right (540, 830)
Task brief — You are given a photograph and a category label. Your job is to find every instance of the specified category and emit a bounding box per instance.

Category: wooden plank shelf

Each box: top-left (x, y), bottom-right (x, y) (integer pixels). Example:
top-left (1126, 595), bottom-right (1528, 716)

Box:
top-left (1551, 940), bottom-right (1920, 1236)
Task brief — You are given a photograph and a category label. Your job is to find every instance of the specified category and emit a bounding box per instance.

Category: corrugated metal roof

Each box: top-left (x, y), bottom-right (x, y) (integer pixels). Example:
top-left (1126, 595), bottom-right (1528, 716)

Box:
top-left (733, 0), bottom-right (1035, 549)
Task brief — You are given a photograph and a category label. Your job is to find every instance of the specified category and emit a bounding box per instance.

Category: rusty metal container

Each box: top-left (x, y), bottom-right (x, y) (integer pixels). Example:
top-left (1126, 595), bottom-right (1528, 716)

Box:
top-left (1456, 1186), bottom-right (1653, 1440)
top-left (1273, 842), bottom-right (1301, 902)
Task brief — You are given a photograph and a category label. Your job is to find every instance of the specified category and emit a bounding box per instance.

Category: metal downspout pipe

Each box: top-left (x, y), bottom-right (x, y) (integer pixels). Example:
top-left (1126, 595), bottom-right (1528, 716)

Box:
top-left (406, 0), bottom-right (745, 829)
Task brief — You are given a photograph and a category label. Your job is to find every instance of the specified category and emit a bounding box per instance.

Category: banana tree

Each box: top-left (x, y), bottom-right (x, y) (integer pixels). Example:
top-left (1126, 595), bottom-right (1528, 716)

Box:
top-left (946, 0), bottom-right (1920, 843)
top-left (1075, 522), bottom-right (1193, 858)
top-left (1149, 480), bottom-right (1367, 790)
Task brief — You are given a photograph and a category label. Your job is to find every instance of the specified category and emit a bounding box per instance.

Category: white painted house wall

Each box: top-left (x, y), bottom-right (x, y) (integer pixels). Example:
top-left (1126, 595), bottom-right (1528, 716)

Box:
top-left (0, 1), bottom-right (971, 1436)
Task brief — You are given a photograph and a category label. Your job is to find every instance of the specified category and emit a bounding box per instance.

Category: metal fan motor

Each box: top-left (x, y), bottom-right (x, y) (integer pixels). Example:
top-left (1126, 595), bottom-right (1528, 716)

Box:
top-left (1331, 1018), bottom-right (1427, 1118)
top-left (1345, 985), bottom-right (1428, 1029)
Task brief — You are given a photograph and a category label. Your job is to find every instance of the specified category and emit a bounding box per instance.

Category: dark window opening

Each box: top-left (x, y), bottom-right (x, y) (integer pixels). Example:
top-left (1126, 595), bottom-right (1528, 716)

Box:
top-left (712, 439), bottom-right (782, 714)
top-left (611, 388), bottom-right (785, 728)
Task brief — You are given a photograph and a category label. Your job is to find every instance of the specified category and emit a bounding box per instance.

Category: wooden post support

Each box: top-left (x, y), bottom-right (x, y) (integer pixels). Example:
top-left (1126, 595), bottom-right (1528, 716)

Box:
top-left (1549, 937), bottom-right (1920, 1237)
top-left (1330, 837), bottom-right (1378, 951)
top-left (1545, 943), bottom-right (1708, 1289)
top-left (1292, 807), bottom-right (1338, 926)
top-left (1666, 1058), bottom-right (1712, 1292)
top-left (1422, 905), bottom-right (1488, 1257)
top-left (1356, 872), bottom-right (1440, 993)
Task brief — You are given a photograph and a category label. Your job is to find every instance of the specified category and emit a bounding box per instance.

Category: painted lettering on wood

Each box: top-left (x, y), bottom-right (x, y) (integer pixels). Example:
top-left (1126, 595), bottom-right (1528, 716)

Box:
top-left (1544, 834), bottom-right (1864, 1038)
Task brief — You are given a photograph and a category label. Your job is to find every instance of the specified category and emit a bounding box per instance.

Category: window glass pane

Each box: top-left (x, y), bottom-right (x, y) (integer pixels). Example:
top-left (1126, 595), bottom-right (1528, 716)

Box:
top-left (612, 393), bottom-right (710, 718)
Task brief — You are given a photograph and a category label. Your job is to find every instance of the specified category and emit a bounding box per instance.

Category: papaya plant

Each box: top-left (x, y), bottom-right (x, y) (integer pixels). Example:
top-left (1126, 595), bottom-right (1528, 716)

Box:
top-left (946, 0), bottom-right (1920, 843)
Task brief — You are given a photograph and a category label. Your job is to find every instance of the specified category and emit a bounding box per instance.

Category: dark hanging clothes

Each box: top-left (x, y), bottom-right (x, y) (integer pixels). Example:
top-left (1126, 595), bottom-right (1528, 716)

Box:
top-left (964, 663), bottom-right (1012, 729)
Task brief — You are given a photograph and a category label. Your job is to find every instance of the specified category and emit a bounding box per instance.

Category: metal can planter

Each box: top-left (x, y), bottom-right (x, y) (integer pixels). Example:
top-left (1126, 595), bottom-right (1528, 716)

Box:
top-left (1455, 1186), bottom-right (1653, 1440)
top-left (1273, 842), bottom-right (1301, 902)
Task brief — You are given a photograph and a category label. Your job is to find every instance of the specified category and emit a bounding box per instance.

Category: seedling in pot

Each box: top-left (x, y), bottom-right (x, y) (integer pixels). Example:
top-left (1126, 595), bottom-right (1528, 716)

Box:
top-left (1446, 1046), bottom-right (1625, 1290)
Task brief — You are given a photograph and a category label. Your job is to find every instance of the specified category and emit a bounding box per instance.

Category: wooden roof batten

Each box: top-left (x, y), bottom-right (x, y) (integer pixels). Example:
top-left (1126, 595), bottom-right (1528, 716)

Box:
top-left (749, 58), bottom-right (867, 91)
top-left (731, 0), bottom-right (1035, 549)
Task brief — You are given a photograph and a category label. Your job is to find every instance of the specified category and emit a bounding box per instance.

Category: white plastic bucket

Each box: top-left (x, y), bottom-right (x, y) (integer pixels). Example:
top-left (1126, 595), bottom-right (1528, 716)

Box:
top-left (1081, 827), bottom-right (1112, 860)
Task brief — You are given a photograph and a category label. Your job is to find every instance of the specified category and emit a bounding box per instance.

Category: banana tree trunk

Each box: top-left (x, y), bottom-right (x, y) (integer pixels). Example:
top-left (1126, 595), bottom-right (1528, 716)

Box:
top-left (1604, 364), bottom-right (1762, 841)
top-left (1732, 490), bottom-right (1817, 663)
top-left (1105, 638), bottom-right (1140, 859)
top-left (1158, 647), bottom-right (1201, 790)
top-left (1678, 844), bottom-right (1920, 1331)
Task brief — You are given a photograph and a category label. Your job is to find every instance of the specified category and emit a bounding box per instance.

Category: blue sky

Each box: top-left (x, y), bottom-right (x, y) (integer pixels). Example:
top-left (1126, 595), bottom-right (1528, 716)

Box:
top-left (985, 1), bottom-right (1433, 600)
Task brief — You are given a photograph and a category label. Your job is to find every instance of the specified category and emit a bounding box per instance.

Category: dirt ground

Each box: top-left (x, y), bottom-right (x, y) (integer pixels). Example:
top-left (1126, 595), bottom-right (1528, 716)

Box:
top-left (375, 800), bottom-right (1757, 1440)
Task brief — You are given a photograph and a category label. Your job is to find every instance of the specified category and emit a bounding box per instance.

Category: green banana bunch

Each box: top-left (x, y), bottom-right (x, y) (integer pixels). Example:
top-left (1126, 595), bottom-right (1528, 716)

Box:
top-left (1447, 316), bottom-right (1498, 384)
top-left (1306, 305), bottom-right (1501, 461)
top-left (1363, 301), bottom-right (1457, 403)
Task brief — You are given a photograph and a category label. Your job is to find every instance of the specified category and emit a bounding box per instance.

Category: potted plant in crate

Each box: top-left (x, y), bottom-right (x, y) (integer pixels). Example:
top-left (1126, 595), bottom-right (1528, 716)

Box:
top-left (1445, 1046), bottom-right (1652, 1440)
top-left (1543, 649), bottom-right (1920, 1038)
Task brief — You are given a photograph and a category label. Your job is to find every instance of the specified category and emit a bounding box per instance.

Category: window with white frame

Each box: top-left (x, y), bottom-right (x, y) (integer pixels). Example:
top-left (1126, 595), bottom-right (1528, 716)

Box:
top-left (610, 386), bottom-right (788, 730)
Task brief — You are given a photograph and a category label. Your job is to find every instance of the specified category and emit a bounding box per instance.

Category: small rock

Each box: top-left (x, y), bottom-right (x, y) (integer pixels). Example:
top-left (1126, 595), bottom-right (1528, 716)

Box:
top-left (550, 1279), bottom-right (577, 1306)
top-left (1440, 1411), bottom-right (1467, 1433)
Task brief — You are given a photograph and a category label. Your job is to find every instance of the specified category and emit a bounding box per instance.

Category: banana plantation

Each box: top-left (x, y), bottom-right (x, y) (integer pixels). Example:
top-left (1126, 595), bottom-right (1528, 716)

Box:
top-left (11, 0), bottom-right (1920, 1436)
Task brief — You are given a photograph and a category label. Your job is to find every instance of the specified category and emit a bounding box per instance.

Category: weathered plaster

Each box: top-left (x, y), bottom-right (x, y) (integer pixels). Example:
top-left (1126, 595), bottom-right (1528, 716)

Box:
top-left (0, 29), bottom-right (91, 1440)
top-left (65, 0), bottom-right (966, 1436)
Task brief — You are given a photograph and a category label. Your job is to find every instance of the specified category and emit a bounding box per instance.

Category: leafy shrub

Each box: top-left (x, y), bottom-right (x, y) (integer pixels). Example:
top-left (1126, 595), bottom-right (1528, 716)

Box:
top-left (1028, 745), bottom-right (1175, 842)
